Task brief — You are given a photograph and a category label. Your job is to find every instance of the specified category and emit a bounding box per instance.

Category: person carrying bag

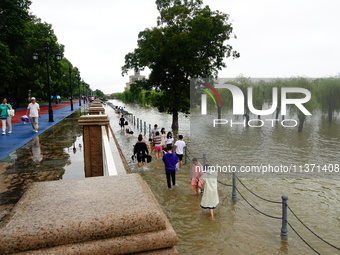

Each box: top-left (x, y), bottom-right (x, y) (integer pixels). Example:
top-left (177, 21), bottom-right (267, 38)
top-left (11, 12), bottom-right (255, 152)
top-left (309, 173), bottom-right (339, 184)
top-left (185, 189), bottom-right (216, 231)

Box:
top-left (0, 98), bottom-right (13, 135)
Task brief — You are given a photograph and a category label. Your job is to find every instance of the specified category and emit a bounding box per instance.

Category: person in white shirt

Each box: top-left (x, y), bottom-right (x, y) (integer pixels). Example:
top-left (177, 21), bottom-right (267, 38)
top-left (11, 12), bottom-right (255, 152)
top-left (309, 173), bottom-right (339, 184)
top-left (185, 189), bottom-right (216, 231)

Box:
top-left (26, 97), bottom-right (40, 133)
top-left (173, 135), bottom-right (186, 168)
top-left (166, 132), bottom-right (174, 151)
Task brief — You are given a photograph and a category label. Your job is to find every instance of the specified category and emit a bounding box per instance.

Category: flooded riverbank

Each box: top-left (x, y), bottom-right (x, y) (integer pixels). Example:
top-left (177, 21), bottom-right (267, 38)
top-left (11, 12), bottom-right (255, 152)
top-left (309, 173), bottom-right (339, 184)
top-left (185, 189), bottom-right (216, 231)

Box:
top-left (0, 100), bottom-right (338, 254)
top-left (109, 99), bottom-right (339, 255)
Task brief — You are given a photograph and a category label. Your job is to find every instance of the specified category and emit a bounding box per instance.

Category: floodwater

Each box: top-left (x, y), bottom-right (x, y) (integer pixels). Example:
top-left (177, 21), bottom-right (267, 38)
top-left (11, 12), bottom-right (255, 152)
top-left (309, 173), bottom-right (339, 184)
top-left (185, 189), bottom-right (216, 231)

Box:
top-left (109, 99), bottom-right (340, 255)
top-left (0, 100), bottom-right (339, 254)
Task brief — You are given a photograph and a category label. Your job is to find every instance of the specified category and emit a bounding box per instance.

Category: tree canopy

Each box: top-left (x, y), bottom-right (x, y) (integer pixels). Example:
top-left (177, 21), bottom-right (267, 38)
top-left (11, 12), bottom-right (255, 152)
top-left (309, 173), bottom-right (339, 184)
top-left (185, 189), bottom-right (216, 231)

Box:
top-left (122, 0), bottom-right (239, 129)
top-left (0, 0), bottom-right (91, 106)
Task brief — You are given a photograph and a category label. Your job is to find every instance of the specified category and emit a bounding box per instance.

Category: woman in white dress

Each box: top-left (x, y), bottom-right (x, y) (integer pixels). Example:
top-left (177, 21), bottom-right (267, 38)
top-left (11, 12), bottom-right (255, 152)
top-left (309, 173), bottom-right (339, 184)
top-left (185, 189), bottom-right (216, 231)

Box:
top-left (200, 165), bottom-right (219, 219)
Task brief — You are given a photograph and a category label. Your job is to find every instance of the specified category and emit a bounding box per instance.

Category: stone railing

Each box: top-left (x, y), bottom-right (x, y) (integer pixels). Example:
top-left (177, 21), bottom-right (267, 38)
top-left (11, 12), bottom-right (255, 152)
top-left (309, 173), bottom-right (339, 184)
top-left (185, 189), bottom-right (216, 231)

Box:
top-left (102, 125), bottom-right (118, 176)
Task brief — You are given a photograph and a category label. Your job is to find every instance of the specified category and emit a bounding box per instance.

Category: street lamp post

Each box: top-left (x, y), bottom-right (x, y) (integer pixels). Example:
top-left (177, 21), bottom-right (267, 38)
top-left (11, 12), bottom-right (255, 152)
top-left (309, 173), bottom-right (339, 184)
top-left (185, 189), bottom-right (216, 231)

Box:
top-left (82, 79), bottom-right (86, 104)
top-left (33, 42), bottom-right (62, 122)
top-left (69, 68), bottom-right (74, 111)
top-left (77, 74), bottom-right (81, 106)
top-left (28, 89), bottom-right (31, 102)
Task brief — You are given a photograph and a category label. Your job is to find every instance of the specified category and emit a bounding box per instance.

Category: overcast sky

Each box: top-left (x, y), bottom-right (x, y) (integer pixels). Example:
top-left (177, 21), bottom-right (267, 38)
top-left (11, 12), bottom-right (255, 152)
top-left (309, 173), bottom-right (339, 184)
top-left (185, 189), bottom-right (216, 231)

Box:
top-left (29, 0), bottom-right (340, 94)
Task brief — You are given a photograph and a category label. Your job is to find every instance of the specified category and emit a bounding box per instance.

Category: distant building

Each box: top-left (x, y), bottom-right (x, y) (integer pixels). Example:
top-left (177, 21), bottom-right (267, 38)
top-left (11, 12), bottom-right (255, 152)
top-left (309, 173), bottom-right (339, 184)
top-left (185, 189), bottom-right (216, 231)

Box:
top-left (125, 71), bottom-right (145, 91)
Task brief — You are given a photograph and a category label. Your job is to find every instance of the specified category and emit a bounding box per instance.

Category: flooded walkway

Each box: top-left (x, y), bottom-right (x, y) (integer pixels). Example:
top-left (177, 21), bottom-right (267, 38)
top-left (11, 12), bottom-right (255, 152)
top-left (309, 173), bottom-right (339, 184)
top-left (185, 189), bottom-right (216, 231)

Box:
top-left (0, 99), bottom-right (339, 254)
top-left (108, 99), bottom-right (339, 255)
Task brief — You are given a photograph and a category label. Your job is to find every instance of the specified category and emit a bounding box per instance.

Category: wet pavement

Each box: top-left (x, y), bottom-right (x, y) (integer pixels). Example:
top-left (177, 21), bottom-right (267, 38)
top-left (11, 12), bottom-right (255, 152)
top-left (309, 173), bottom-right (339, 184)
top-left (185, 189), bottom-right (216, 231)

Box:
top-left (0, 101), bottom-right (86, 226)
top-left (0, 101), bottom-right (83, 160)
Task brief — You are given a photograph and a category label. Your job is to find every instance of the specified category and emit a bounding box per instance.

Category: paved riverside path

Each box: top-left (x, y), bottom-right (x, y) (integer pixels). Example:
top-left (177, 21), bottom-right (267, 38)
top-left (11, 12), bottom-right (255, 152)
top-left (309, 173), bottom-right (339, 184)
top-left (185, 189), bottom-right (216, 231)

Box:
top-left (0, 101), bottom-right (84, 160)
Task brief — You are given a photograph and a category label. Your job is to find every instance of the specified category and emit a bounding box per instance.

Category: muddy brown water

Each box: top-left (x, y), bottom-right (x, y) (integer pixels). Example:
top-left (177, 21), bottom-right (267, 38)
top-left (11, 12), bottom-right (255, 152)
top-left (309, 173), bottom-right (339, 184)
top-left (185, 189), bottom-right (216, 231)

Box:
top-left (0, 101), bottom-right (339, 254)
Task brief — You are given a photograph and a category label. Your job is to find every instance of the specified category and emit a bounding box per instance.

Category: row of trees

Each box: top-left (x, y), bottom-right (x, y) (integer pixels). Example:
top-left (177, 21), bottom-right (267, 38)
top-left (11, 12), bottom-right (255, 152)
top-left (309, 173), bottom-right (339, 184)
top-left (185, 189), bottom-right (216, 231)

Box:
top-left (114, 76), bottom-right (340, 132)
top-left (197, 77), bottom-right (340, 132)
top-left (114, 81), bottom-right (163, 108)
top-left (0, 0), bottom-right (92, 107)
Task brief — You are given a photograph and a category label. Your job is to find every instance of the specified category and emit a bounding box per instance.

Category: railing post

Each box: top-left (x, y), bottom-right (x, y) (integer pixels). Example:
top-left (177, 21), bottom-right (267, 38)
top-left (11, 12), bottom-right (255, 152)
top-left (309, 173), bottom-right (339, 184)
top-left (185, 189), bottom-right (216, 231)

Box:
top-left (281, 195), bottom-right (288, 240)
top-left (202, 153), bottom-right (206, 166)
top-left (137, 118), bottom-right (139, 129)
top-left (140, 119), bottom-right (142, 132)
top-left (149, 124), bottom-right (151, 136)
top-left (133, 116), bottom-right (136, 126)
top-left (78, 115), bottom-right (110, 177)
top-left (184, 147), bottom-right (188, 165)
top-left (232, 172), bottom-right (237, 201)
top-left (144, 122), bottom-right (146, 135)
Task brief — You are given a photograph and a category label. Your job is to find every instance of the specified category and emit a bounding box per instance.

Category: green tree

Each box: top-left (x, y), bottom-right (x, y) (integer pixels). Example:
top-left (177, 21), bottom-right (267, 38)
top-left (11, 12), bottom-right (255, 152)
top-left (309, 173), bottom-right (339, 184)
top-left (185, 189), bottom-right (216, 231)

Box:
top-left (0, 0), bottom-right (32, 53)
top-left (0, 0), bottom-right (33, 100)
top-left (0, 0), bottom-right (92, 105)
top-left (251, 80), bottom-right (266, 119)
top-left (267, 79), bottom-right (285, 119)
top-left (122, 0), bottom-right (239, 129)
top-left (285, 78), bottom-right (318, 132)
top-left (94, 89), bottom-right (105, 98)
top-left (29, 21), bottom-right (65, 101)
top-left (315, 78), bottom-right (340, 122)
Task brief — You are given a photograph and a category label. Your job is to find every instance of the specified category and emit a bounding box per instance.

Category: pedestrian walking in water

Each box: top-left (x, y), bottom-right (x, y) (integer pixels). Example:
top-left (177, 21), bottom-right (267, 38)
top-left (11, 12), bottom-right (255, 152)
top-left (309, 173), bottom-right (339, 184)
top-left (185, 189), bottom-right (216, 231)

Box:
top-left (136, 134), bottom-right (148, 147)
top-left (162, 148), bottom-right (179, 188)
top-left (174, 135), bottom-right (186, 168)
top-left (191, 158), bottom-right (204, 195)
top-left (119, 114), bottom-right (125, 130)
top-left (153, 131), bottom-right (162, 159)
top-left (133, 136), bottom-right (149, 168)
top-left (200, 165), bottom-right (219, 219)
top-left (0, 98), bottom-right (13, 135)
top-left (160, 127), bottom-right (167, 152)
top-left (26, 97), bottom-right (40, 133)
top-left (166, 132), bottom-right (174, 151)
top-left (149, 124), bottom-right (159, 151)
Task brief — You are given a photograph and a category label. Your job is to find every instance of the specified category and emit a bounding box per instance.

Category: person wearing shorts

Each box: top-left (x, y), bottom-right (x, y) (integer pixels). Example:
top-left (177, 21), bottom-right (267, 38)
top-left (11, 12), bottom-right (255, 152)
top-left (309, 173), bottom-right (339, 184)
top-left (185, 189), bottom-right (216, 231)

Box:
top-left (133, 136), bottom-right (149, 168)
top-left (119, 115), bottom-right (125, 130)
top-left (174, 135), bottom-right (186, 168)
top-left (153, 131), bottom-right (162, 159)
